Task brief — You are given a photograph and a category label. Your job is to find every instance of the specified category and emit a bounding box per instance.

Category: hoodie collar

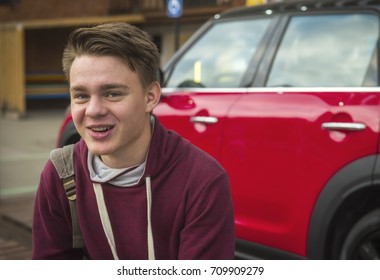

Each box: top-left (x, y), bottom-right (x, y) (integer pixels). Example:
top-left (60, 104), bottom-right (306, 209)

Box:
top-left (86, 116), bottom-right (155, 187)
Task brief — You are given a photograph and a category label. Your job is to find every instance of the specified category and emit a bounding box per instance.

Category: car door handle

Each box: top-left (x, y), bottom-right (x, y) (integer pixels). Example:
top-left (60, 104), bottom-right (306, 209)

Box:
top-left (321, 122), bottom-right (366, 131)
top-left (190, 116), bottom-right (218, 125)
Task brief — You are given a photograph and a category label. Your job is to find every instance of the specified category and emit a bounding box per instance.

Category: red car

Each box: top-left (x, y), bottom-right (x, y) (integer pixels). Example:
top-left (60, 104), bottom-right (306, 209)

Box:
top-left (58, 0), bottom-right (380, 259)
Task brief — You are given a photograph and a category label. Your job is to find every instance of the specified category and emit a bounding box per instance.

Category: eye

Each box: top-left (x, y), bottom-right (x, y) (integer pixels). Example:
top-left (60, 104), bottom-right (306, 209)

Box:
top-left (76, 94), bottom-right (88, 99)
top-left (105, 92), bottom-right (124, 101)
top-left (106, 92), bottom-right (121, 98)
top-left (72, 93), bottom-right (89, 103)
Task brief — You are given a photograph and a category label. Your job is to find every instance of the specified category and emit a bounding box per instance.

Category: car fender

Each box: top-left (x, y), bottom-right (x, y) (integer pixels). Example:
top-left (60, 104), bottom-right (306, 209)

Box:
top-left (307, 154), bottom-right (380, 259)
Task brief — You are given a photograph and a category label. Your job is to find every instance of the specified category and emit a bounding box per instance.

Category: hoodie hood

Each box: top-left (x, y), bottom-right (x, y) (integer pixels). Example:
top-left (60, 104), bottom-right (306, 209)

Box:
top-left (76, 114), bottom-right (184, 187)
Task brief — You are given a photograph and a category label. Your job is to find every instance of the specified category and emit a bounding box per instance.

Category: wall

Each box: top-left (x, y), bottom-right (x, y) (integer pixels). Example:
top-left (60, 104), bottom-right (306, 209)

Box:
top-left (0, 0), bottom-right (110, 21)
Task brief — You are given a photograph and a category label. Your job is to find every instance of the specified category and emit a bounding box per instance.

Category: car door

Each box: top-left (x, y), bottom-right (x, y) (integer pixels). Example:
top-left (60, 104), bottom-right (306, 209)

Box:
top-left (155, 16), bottom-right (275, 160)
top-left (221, 12), bottom-right (380, 256)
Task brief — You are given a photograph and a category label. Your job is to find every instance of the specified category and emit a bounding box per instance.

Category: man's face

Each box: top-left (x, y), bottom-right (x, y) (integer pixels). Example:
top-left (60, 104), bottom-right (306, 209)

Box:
top-left (69, 55), bottom-right (157, 168)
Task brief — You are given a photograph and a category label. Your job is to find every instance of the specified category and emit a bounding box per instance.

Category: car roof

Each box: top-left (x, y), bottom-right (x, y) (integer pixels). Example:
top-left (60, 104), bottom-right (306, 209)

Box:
top-left (219, 0), bottom-right (380, 19)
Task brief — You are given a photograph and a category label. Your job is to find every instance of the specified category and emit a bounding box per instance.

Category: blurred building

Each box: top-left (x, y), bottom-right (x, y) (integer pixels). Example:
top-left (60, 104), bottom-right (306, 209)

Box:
top-left (1, 0), bottom-right (269, 116)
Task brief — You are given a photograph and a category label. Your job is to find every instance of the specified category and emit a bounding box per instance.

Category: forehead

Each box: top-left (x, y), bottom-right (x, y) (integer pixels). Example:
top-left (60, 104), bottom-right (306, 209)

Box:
top-left (71, 55), bottom-right (131, 75)
top-left (69, 55), bottom-right (141, 87)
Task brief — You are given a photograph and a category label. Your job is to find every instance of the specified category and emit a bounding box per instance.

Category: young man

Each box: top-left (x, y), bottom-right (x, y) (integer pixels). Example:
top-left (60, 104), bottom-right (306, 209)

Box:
top-left (32, 22), bottom-right (235, 260)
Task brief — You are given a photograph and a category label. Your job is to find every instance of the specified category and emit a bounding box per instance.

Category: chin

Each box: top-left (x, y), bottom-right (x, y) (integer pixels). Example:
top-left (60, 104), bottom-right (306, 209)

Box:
top-left (86, 143), bottom-right (112, 157)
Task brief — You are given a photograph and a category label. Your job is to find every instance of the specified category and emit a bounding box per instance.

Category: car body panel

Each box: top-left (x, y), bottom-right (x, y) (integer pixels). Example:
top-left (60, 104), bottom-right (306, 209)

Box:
top-left (157, 87), bottom-right (380, 256)
top-left (219, 88), bottom-right (380, 255)
top-left (155, 90), bottom-right (244, 159)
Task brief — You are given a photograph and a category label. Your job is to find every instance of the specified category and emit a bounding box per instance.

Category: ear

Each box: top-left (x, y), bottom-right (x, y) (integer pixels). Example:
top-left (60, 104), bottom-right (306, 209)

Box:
top-left (146, 81), bottom-right (161, 113)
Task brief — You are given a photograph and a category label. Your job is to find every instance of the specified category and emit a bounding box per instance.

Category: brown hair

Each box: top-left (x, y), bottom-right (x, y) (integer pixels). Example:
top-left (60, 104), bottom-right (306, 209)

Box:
top-left (62, 22), bottom-right (160, 88)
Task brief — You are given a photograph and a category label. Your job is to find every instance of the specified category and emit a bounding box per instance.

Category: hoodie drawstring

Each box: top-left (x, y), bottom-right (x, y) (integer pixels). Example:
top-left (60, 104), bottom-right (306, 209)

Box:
top-left (92, 177), bottom-right (155, 260)
top-left (93, 182), bottom-right (119, 260)
top-left (145, 176), bottom-right (155, 260)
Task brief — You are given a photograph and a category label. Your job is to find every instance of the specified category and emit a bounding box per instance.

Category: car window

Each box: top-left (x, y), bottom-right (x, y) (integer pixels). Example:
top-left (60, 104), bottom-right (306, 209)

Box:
top-left (267, 13), bottom-right (379, 87)
top-left (166, 18), bottom-right (272, 88)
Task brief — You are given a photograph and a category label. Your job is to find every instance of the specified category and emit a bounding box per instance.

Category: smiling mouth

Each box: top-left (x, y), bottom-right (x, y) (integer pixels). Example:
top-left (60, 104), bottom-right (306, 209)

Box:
top-left (89, 126), bottom-right (114, 132)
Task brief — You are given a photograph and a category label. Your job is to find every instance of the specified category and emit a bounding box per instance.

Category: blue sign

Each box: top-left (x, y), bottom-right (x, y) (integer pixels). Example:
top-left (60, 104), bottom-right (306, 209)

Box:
top-left (167, 0), bottom-right (182, 18)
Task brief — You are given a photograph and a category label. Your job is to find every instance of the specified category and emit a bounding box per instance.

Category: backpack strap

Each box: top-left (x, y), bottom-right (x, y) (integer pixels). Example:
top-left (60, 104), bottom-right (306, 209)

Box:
top-left (50, 144), bottom-right (85, 249)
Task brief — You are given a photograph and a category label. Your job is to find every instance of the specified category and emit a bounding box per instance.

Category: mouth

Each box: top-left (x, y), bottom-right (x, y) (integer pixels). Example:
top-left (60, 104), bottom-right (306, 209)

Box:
top-left (87, 125), bottom-right (115, 139)
top-left (89, 126), bottom-right (113, 132)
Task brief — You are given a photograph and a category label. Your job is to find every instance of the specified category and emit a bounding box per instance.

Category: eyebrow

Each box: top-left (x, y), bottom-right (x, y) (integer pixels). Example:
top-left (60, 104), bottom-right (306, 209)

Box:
top-left (100, 83), bottom-right (129, 91)
top-left (70, 83), bottom-right (129, 92)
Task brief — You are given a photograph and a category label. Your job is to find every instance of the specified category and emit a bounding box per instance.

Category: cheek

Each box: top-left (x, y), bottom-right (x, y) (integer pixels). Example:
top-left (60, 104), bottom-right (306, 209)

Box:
top-left (70, 105), bottom-right (85, 125)
top-left (116, 101), bottom-right (142, 117)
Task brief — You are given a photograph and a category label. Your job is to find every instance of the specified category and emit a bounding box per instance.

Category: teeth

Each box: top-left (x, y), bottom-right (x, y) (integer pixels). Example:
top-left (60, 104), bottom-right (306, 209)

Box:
top-left (91, 126), bottom-right (112, 132)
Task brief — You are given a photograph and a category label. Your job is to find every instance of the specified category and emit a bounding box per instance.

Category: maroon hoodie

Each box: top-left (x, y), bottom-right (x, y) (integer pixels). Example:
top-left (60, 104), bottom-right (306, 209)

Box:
top-left (32, 116), bottom-right (235, 259)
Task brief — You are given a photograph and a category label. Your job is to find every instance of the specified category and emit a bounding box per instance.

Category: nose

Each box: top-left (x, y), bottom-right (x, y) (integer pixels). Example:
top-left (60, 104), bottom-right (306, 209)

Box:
top-left (86, 96), bottom-right (108, 117)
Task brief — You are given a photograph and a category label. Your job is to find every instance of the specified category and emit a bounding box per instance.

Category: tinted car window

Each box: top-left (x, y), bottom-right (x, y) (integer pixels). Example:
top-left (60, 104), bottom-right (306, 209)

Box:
top-left (267, 14), bottom-right (379, 87)
top-left (166, 18), bottom-right (272, 88)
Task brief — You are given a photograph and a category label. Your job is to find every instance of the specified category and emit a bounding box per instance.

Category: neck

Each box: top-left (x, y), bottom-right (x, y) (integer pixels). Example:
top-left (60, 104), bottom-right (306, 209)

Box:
top-left (100, 143), bottom-right (149, 169)
top-left (100, 116), bottom-right (154, 169)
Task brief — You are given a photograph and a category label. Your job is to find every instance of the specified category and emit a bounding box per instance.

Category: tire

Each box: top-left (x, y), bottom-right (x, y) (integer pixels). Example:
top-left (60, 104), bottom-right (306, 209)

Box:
top-left (58, 120), bottom-right (81, 147)
top-left (339, 208), bottom-right (380, 259)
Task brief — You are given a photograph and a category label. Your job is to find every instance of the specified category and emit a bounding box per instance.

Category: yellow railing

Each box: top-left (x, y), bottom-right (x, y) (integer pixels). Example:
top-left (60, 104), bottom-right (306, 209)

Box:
top-left (0, 14), bottom-right (144, 118)
top-left (0, 24), bottom-right (25, 117)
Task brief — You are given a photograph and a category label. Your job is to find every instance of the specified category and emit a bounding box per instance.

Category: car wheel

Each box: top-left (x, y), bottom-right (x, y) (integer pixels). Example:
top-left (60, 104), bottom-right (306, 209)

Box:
top-left (58, 120), bottom-right (81, 147)
top-left (339, 208), bottom-right (380, 259)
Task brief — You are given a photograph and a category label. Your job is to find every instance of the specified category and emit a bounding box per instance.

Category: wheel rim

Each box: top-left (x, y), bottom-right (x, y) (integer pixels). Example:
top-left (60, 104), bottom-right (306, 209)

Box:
top-left (348, 230), bottom-right (380, 260)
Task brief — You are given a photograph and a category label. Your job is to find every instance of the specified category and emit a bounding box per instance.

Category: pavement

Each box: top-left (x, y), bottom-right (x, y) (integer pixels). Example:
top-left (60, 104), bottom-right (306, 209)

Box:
top-left (0, 106), bottom-right (67, 259)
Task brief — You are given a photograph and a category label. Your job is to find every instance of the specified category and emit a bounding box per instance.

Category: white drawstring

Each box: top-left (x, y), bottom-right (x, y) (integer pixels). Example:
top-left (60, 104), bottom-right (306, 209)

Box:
top-left (93, 182), bottom-right (119, 260)
top-left (92, 178), bottom-right (155, 260)
top-left (146, 176), bottom-right (156, 260)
